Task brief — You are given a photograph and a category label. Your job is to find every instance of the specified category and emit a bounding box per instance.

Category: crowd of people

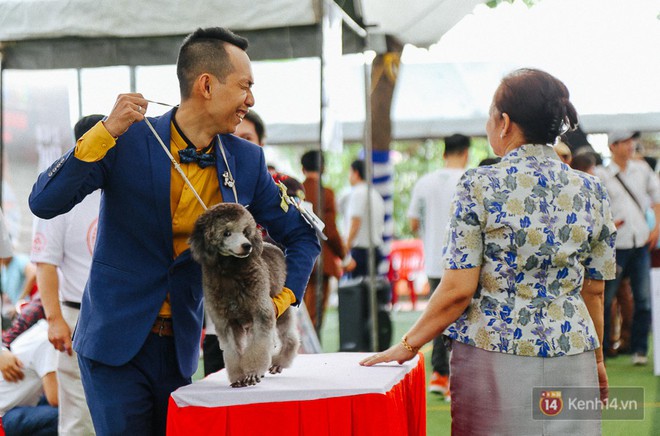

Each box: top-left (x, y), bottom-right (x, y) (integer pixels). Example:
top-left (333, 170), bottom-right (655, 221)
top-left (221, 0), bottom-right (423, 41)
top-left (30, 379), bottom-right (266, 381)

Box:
top-left (0, 25), bottom-right (657, 436)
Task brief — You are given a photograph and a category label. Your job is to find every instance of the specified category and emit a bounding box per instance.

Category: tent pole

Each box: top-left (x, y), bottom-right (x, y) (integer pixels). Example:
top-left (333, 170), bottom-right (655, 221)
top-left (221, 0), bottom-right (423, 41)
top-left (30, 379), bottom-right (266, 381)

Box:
top-left (362, 39), bottom-right (379, 353)
top-left (315, 0), bottom-right (326, 337)
top-left (76, 69), bottom-right (83, 119)
top-left (129, 66), bottom-right (136, 93)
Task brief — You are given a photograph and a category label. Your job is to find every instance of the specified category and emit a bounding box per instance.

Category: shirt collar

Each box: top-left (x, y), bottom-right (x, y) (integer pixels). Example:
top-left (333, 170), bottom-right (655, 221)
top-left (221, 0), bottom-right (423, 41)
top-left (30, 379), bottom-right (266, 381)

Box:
top-left (501, 144), bottom-right (562, 163)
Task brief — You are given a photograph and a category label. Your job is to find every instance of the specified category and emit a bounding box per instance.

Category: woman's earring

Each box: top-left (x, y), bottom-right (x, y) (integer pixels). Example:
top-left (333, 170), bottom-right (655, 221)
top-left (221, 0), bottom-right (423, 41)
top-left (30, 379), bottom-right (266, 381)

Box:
top-left (499, 131), bottom-right (505, 139)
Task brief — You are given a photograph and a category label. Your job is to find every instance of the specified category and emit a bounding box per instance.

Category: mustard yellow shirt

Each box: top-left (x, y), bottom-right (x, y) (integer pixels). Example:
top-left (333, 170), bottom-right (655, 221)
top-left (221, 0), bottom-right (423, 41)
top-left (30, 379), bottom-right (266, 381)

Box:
top-left (75, 120), bottom-right (295, 318)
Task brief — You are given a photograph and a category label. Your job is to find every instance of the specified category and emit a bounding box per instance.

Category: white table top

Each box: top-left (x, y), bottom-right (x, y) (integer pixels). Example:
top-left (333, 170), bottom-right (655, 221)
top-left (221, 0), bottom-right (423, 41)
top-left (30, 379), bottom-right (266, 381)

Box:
top-left (171, 352), bottom-right (420, 408)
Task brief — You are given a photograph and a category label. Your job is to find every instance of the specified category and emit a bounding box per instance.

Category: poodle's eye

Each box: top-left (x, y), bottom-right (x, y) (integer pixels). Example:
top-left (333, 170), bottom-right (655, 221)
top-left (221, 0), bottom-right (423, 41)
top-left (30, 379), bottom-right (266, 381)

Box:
top-left (223, 231), bottom-right (231, 237)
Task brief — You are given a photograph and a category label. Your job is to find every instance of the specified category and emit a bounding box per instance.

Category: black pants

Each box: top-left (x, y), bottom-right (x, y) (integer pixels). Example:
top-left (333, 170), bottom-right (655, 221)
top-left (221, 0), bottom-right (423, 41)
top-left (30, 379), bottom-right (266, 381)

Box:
top-left (428, 277), bottom-right (450, 375)
top-left (349, 247), bottom-right (383, 278)
top-left (203, 334), bottom-right (225, 376)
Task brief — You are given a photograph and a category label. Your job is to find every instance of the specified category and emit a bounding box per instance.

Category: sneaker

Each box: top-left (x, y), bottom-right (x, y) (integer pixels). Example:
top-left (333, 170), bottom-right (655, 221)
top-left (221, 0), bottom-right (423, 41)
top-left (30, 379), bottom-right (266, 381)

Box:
top-left (428, 371), bottom-right (450, 398)
top-left (632, 353), bottom-right (648, 366)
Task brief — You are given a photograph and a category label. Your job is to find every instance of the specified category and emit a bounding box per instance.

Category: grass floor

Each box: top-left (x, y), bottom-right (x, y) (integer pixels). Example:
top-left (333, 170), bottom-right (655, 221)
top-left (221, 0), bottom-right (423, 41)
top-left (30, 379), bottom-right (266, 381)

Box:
top-left (318, 303), bottom-right (660, 436)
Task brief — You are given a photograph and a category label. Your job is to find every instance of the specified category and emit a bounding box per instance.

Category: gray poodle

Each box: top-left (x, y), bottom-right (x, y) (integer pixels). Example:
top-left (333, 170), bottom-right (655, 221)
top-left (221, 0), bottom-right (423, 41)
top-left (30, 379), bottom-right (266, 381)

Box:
top-left (189, 203), bottom-right (299, 387)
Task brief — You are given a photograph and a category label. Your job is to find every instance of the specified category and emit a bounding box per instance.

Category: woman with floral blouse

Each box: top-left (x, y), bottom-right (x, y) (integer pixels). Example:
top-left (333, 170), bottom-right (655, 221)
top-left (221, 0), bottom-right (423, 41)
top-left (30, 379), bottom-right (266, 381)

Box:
top-left (361, 68), bottom-right (616, 434)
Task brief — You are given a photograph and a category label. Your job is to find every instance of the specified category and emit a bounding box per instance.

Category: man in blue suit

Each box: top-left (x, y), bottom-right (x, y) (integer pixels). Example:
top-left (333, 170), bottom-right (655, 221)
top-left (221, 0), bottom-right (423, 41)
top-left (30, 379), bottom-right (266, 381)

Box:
top-left (29, 27), bottom-right (320, 435)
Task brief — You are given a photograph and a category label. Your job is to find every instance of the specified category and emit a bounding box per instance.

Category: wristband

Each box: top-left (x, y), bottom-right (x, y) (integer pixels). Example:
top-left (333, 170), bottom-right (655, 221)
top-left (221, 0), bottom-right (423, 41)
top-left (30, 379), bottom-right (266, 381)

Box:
top-left (272, 288), bottom-right (296, 318)
top-left (400, 335), bottom-right (420, 354)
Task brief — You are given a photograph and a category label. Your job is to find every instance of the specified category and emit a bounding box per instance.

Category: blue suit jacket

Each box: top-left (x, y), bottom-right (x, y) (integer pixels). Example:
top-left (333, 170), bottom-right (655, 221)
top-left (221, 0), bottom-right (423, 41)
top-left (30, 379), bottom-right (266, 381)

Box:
top-left (29, 110), bottom-right (320, 378)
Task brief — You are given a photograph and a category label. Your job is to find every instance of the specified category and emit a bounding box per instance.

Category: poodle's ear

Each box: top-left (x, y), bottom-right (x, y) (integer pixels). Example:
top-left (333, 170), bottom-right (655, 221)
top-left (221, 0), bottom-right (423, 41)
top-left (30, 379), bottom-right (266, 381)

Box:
top-left (188, 225), bottom-right (204, 263)
top-left (249, 225), bottom-right (263, 258)
top-left (189, 213), bottom-right (212, 264)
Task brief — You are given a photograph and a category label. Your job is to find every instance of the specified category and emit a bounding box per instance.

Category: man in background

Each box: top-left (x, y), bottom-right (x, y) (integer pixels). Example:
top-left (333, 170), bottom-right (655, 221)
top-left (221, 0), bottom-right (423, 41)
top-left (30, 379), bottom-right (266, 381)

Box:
top-left (0, 320), bottom-right (58, 435)
top-left (30, 115), bottom-right (103, 435)
top-left (344, 160), bottom-right (385, 278)
top-left (234, 110), bottom-right (305, 198)
top-left (300, 150), bottom-right (347, 334)
top-left (407, 133), bottom-right (471, 399)
top-left (597, 130), bottom-right (660, 366)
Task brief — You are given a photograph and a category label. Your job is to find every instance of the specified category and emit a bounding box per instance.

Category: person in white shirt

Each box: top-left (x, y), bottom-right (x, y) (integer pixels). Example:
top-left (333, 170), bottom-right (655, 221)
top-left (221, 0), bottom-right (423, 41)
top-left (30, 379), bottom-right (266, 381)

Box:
top-left (344, 160), bottom-right (385, 278)
top-left (29, 115), bottom-right (103, 435)
top-left (407, 133), bottom-right (471, 399)
top-left (0, 207), bottom-right (14, 327)
top-left (0, 208), bottom-right (13, 259)
top-left (0, 320), bottom-right (58, 435)
top-left (597, 130), bottom-right (660, 366)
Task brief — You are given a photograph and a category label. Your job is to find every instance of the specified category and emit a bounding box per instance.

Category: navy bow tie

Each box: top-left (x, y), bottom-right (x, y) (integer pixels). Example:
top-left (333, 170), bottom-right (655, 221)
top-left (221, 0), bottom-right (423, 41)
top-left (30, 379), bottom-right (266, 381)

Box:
top-left (178, 145), bottom-right (215, 168)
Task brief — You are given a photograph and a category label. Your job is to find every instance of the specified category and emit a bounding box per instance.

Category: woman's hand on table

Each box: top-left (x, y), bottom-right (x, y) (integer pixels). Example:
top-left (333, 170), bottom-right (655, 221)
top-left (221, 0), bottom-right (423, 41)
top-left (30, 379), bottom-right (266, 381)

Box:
top-left (359, 343), bottom-right (417, 366)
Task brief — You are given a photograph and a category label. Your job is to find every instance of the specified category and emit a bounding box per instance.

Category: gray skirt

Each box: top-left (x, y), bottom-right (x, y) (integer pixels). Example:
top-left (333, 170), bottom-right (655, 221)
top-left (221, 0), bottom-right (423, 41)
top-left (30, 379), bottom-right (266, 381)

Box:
top-left (449, 341), bottom-right (601, 436)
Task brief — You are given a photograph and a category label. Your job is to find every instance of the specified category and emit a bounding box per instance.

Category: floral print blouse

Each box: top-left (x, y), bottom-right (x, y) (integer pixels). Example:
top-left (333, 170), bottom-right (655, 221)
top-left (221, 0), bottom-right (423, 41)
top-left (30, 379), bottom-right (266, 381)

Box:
top-left (444, 144), bottom-right (617, 357)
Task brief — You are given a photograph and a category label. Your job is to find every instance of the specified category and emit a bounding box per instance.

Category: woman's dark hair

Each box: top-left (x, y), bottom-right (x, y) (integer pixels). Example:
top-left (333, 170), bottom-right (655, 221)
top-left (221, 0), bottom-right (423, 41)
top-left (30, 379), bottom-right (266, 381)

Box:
top-left (493, 68), bottom-right (578, 145)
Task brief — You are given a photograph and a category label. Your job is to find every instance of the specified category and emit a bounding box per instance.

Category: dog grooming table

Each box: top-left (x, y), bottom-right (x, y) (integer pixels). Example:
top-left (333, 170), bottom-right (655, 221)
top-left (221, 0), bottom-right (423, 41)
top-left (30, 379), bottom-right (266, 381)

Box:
top-left (167, 352), bottom-right (426, 436)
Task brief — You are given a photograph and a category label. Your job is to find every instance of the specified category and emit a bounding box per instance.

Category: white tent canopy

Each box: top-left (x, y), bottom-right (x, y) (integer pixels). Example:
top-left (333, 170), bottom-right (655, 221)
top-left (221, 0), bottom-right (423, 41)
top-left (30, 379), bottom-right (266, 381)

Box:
top-left (0, 0), bottom-right (484, 67)
top-left (2, 0), bottom-right (657, 143)
top-left (264, 60), bottom-right (660, 144)
top-left (0, 0), bottom-right (491, 150)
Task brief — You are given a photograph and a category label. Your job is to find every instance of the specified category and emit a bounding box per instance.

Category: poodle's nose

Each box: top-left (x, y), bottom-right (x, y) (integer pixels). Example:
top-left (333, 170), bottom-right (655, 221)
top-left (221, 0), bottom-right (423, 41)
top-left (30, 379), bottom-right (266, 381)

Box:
top-left (242, 243), bottom-right (252, 252)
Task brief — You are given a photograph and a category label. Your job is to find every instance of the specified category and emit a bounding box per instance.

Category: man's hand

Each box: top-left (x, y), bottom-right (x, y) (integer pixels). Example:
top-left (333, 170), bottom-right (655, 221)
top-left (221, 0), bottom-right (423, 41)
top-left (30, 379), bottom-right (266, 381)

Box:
top-left (0, 349), bottom-right (25, 382)
top-left (48, 315), bottom-right (73, 356)
top-left (341, 254), bottom-right (357, 273)
top-left (102, 93), bottom-right (149, 138)
top-left (648, 225), bottom-right (660, 250)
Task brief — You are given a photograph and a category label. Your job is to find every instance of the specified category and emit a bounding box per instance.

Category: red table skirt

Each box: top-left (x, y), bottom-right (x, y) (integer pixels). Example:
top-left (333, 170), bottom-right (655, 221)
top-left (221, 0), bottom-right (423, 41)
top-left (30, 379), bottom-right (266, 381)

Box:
top-left (167, 354), bottom-right (426, 436)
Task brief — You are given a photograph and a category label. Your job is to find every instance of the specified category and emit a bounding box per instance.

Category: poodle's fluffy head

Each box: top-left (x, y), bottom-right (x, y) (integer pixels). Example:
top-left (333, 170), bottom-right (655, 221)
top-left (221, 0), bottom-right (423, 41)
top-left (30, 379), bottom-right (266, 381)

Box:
top-left (189, 203), bottom-right (263, 266)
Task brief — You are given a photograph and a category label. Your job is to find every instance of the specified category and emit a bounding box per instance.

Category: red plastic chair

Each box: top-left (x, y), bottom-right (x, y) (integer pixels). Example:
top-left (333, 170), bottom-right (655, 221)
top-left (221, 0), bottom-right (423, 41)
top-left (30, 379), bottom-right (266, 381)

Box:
top-left (388, 239), bottom-right (425, 310)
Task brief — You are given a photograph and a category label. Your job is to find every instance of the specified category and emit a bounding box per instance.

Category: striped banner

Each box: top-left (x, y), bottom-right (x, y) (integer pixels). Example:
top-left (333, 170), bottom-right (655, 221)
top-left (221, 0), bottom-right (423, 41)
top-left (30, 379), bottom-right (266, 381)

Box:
top-left (372, 150), bottom-right (393, 274)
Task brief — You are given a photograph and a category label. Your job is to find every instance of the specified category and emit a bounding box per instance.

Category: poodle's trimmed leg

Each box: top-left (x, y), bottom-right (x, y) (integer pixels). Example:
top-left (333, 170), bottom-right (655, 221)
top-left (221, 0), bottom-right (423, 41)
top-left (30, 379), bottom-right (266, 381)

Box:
top-left (270, 310), bottom-right (300, 374)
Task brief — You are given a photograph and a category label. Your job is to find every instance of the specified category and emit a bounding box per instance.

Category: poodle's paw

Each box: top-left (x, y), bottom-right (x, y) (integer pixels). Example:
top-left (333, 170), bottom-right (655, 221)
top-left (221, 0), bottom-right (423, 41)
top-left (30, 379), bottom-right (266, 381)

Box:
top-left (231, 373), bottom-right (262, 388)
top-left (269, 365), bottom-right (283, 374)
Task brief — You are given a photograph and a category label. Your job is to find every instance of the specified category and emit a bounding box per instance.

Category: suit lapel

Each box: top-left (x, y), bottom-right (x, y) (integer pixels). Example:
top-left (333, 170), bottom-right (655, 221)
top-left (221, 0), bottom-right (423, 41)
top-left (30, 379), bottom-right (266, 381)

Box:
top-left (147, 110), bottom-right (175, 252)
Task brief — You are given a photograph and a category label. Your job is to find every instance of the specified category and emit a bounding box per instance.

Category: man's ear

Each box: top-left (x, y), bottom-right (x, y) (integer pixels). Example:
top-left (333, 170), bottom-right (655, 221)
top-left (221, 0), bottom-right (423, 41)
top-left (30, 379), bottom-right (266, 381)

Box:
top-left (193, 74), bottom-right (213, 99)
